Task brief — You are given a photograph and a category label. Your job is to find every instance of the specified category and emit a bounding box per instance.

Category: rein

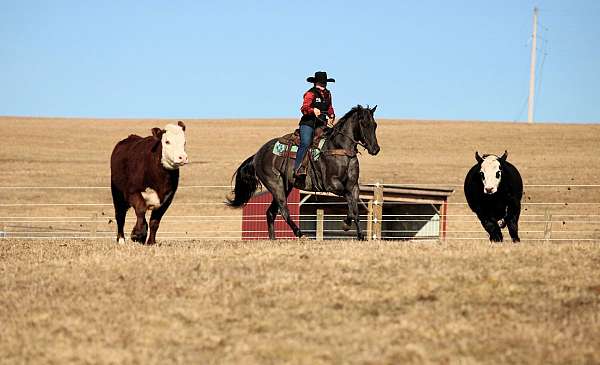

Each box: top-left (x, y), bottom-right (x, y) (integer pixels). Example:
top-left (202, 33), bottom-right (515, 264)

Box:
top-left (329, 112), bottom-right (370, 153)
top-left (336, 131), bottom-right (369, 151)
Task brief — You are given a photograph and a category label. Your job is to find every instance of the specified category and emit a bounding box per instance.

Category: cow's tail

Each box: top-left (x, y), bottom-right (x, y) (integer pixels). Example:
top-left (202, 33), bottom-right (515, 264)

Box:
top-left (226, 155), bottom-right (260, 207)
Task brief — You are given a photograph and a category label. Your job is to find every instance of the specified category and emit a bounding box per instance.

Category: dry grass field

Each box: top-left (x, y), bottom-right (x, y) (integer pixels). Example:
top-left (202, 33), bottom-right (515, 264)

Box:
top-left (1, 116), bottom-right (599, 363)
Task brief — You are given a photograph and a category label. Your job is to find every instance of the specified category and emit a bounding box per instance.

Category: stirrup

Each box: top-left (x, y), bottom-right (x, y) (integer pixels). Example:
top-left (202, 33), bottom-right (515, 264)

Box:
top-left (294, 166), bottom-right (307, 177)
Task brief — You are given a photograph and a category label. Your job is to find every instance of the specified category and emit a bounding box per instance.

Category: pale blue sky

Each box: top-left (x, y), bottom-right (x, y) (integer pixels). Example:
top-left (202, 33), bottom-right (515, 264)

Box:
top-left (1, 0), bottom-right (599, 122)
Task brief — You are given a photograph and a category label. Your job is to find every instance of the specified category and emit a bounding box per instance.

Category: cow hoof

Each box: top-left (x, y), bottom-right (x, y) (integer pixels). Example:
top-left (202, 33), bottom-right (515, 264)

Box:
top-left (490, 234), bottom-right (503, 243)
top-left (117, 237), bottom-right (126, 244)
top-left (357, 233), bottom-right (366, 241)
top-left (512, 237), bottom-right (521, 243)
top-left (130, 232), bottom-right (147, 244)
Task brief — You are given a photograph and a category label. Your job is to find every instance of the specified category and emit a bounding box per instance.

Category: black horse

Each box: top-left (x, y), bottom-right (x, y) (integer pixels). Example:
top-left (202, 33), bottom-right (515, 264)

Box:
top-left (227, 105), bottom-right (381, 240)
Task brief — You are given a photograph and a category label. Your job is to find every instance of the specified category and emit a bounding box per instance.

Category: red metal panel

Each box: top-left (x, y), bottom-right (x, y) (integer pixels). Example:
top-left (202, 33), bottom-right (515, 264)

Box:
top-left (242, 189), bottom-right (300, 240)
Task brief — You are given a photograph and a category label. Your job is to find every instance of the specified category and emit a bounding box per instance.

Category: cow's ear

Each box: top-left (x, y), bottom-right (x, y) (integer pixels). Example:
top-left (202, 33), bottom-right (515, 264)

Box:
top-left (152, 127), bottom-right (164, 139)
top-left (499, 150), bottom-right (508, 162)
top-left (475, 151), bottom-right (483, 164)
top-left (177, 121), bottom-right (186, 132)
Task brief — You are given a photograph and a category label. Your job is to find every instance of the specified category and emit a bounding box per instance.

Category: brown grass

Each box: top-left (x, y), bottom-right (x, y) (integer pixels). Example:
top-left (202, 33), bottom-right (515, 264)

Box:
top-left (1, 239), bottom-right (599, 364)
top-left (0, 117), bottom-right (600, 363)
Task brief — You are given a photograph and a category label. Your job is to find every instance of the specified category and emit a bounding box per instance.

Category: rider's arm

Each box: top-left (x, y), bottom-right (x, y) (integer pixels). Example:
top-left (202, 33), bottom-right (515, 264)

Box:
top-left (300, 91), bottom-right (316, 115)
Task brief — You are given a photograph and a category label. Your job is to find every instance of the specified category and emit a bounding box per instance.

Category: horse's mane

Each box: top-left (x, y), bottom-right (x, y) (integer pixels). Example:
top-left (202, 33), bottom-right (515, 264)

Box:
top-left (329, 105), bottom-right (366, 135)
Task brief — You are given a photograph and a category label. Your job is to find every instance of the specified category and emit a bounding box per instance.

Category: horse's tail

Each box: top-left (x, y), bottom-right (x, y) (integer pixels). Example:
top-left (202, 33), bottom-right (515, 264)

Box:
top-left (226, 155), bottom-right (260, 207)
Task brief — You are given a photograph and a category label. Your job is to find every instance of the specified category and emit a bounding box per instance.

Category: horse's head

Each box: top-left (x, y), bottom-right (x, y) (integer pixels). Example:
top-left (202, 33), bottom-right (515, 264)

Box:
top-left (355, 105), bottom-right (381, 155)
top-left (475, 150), bottom-right (507, 194)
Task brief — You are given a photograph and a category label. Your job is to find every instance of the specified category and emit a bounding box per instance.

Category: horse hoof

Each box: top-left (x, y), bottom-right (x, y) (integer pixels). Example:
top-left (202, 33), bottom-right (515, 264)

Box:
top-left (342, 221), bottom-right (352, 231)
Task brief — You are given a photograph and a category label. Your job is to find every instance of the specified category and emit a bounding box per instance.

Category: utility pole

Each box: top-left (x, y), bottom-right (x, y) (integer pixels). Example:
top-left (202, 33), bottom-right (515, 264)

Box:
top-left (527, 6), bottom-right (539, 124)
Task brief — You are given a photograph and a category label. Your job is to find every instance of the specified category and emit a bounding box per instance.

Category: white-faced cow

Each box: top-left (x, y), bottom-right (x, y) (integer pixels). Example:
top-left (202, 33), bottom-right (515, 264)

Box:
top-left (110, 121), bottom-right (188, 244)
top-left (464, 151), bottom-right (523, 242)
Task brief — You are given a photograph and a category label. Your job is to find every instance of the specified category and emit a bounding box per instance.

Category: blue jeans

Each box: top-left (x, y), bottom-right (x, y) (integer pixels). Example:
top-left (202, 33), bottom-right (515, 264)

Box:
top-left (294, 124), bottom-right (314, 171)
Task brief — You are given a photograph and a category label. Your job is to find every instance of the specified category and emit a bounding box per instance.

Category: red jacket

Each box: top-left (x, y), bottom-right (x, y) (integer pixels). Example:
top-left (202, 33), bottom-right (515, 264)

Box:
top-left (300, 88), bottom-right (335, 119)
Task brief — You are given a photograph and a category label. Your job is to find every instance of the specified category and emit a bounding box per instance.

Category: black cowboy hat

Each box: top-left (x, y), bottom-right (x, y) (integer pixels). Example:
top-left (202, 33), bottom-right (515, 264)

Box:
top-left (307, 71), bottom-right (335, 83)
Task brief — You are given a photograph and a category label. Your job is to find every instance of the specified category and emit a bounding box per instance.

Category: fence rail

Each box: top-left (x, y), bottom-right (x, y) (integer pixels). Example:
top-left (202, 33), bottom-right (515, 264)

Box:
top-left (2, 184), bottom-right (600, 189)
top-left (1, 183), bottom-right (599, 242)
top-left (1, 202), bottom-right (599, 207)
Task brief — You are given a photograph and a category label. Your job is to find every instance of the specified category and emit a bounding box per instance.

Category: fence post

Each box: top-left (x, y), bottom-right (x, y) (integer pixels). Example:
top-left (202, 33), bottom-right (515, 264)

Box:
top-left (543, 209), bottom-right (552, 243)
top-left (366, 200), bottom-right (373, 241)
top-left (373, 183), bottom-right (383, 240)
top-left (316, 209), bottom-right (324, 241)
top-left (90, 213), bottom-right (97, 237)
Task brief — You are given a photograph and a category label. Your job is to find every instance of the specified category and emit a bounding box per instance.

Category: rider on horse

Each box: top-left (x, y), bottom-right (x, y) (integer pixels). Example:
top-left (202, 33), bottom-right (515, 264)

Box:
top-left (294, 71), bottom-right (336, 178)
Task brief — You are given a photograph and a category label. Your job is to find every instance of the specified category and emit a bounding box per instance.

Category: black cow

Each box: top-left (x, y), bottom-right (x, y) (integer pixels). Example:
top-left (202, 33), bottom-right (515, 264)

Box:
top-left (464, 151), bottom-right (523, 242)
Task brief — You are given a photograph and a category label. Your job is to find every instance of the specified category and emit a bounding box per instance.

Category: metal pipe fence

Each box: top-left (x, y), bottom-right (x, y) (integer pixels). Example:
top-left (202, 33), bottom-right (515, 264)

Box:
top-left (1, 183), bottom-right (599, 241)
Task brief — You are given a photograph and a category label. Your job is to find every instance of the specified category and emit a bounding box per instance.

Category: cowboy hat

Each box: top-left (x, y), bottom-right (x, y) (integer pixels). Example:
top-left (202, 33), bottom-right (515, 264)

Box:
top-left (307, 71), bottom-right (335, 83)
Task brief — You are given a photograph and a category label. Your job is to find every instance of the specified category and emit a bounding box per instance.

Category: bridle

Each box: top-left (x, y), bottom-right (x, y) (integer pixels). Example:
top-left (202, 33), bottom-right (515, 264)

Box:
top-left (329, 112), bottom-right (371, 152)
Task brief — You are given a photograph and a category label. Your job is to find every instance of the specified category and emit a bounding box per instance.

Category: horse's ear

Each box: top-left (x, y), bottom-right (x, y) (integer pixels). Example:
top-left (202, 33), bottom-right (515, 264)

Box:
top-left (499, 150), bottom-right (508, 162)
top-left (371, 105), bottom-right (377, 114)
top-left (475, 151), bottom-right (483, 163)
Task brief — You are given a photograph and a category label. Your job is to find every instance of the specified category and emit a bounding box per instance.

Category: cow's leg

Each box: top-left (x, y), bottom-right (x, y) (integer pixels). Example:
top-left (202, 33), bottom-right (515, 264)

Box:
top-left (478, 214), bottom-right (503, 242)
top-left (343, 185), bottom-right (364, 240)
top-left (506, 200), bottom-right (521, 243)
top-left (129, 193), bottom-right (148, 244)
top-left (115, 205), bottom-right (128, 243)
top-left (111, 183), bottom-right (128, 243)
top-left (146, 198), bottom-right (173, 245)
top-left (266, 200), bottom-right (279, 240)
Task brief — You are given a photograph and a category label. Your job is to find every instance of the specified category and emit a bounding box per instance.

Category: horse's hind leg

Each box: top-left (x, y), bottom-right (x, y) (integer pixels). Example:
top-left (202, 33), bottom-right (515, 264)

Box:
top-left (280, 200), bottom-right (303, 238)
top-left (266, 200), bottom-right (279, 240)
top-left (267, 183), bottom-right (302, 238)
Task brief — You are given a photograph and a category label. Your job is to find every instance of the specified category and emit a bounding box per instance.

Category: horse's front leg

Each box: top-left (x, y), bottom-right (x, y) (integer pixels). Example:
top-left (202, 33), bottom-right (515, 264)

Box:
top-left (343, 185), bottom-right (364, 240)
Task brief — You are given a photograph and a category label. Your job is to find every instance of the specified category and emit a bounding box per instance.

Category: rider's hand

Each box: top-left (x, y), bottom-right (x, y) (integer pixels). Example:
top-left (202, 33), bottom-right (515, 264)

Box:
top-left (313, 108), bottom-right (321, 116)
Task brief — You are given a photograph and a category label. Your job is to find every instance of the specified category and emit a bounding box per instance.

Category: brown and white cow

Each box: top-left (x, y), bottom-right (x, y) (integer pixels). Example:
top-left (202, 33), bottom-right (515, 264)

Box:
top-left (110, 121), bottom-right (188, 244)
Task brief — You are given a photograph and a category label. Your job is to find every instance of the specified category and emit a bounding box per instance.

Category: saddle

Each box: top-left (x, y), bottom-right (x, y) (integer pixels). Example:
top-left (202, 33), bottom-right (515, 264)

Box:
top-left (278, 127), bottom-right (326, 149)
top-left (271, 126), bottom-right (355, 191)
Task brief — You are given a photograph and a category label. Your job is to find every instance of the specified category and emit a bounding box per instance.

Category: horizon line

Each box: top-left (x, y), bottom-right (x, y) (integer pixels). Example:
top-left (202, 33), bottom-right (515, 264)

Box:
top-left (0, 114), bottom-right (598, 125)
